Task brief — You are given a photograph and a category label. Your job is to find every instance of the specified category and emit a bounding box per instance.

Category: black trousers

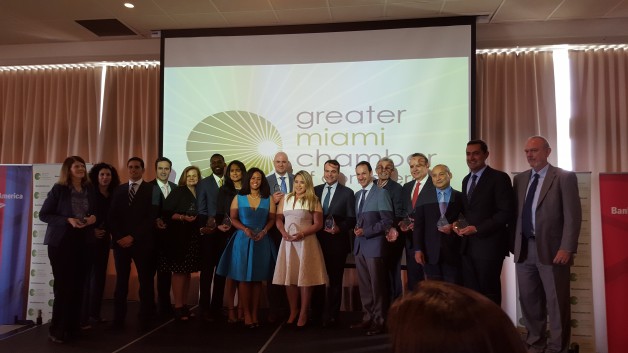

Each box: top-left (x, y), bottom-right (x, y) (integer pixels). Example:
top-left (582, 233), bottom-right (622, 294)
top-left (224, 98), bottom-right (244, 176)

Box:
top-left (81, 235), bottom-right (110, 323)
top-left (198, 230), bottom-right (229, 315)
top-left (112, 243), bottom-right (156, 323)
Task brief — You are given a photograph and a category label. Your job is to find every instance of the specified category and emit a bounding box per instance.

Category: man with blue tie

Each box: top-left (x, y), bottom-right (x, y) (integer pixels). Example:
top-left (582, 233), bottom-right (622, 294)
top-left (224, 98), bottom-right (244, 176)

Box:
top-left (350, 161), bottom-right (394, 336)
top-left (513, 136), bottom-right (581, 353)
top-left (455, 140), bottom-right (515, 305)
top-left (311, 160), bottom-right (356, 328)
top-left (412, 164), bottom-right (464, 284)
top-left (266, 151), bottom-right (294, 321)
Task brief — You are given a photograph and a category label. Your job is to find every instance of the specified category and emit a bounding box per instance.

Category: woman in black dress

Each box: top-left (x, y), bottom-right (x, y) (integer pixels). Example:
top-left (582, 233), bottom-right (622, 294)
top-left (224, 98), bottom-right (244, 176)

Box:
top-left (160, 165), bottom-right (201, 320)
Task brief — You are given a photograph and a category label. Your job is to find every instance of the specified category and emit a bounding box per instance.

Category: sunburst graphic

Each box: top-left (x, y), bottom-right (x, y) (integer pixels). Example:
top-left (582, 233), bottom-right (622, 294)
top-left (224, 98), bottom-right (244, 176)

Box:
top-left (186, 111), bottom-right (283, 175)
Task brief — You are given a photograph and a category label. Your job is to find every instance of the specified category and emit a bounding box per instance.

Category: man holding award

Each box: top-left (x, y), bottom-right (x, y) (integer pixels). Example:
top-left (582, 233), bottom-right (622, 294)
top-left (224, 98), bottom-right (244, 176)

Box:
top-left (412, 164), bottom-right (464, 284)
top-left (455, 140), bottom-right (515, 305)
top-left (311, 160), bottom-right (356, 328)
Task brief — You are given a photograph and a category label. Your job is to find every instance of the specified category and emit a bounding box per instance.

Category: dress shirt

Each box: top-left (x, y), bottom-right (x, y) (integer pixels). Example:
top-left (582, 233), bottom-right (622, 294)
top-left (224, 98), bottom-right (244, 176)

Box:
top-left (466, 165), bottom-right (487, 195)
top-left (527, 164), bottom-right (549, 233)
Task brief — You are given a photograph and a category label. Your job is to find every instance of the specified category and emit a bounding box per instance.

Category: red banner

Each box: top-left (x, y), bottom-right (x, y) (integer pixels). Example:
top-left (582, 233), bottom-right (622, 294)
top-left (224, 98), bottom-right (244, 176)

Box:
top-left (599, 173), bottom-right (628, 353)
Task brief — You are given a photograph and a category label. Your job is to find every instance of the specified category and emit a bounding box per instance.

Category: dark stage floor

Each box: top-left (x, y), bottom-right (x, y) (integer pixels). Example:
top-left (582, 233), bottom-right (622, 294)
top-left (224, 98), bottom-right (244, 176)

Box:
top-left (0, 302), bottom-right (391, 353)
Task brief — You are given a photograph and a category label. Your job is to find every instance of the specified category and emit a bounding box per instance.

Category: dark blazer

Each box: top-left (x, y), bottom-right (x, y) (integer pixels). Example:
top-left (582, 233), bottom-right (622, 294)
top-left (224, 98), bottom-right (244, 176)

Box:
top-left (460, 166), bottom-right (515, 260)
top-left (149, 179), bottom-right (177, 218)
top-left (353, 185), bottom-right (394, 258)
top-left (197, 174), bottom-right (220, 224)
top-left (413, 188), bottom-right (464, 265)
top-left (315, 182), bottom-right (356, 255)
top-left (400, 177), bottom-right (435, 250)
top-left (40, 183), bottom-right (98, 247)
top-left (380, 179), bottom-right (403, 219)
top-left (108, 180), bottom-right (155, 248)
top-left (513, 165), bottom-right (581, 265)
top-left (267, 173), bottom-right (294, 194)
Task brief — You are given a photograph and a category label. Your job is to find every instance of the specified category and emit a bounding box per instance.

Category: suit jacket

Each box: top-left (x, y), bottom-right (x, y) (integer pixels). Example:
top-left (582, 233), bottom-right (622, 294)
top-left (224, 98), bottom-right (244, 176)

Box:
top-left (40, 183), bottom-right (98, 247)
top-left (460, 166), bottom-right (515, 260)
top-left (413, 188), bottom-right (464, 265)
top-left (353, 185), bottom-right (394, 258)
top-left (267, 173), bottom-right (294, 195)
top-left (149, 179), bottom-right (177, 219)
top-left (315, 182), bottom-right (356, 255)
top-left (197, 174), bottom-right (220, 225)
top-left (401, 177), bottom-right (436, 250)
top-left (380, 179), bottom-right (404, 219)
top-left (513, 165), bottom-right (581, 265)
top-left (108, 180), bottom-right (155, 248)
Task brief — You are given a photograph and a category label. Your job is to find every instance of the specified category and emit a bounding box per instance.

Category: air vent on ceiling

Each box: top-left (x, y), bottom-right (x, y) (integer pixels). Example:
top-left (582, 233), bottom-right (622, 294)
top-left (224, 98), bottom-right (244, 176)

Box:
top-left (75, 19), bottom-right (136, 37)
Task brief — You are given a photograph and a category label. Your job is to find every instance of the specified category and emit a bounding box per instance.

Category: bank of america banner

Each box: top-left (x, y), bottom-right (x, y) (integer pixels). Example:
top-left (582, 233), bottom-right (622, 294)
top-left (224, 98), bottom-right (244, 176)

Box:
top-left (27, 164), bottom-right (61, 324)
top-left (0, 165), bottom-right (32, 324)
top-left (599, 173), bottom-right (628, 353)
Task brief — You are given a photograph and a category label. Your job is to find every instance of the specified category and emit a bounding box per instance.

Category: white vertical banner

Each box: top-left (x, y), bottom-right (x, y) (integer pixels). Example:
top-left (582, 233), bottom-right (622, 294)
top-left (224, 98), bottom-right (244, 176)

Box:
top-left (27, 164), bottom-right (61, 323)
top-left (570, 172), bottom-right (595, 352)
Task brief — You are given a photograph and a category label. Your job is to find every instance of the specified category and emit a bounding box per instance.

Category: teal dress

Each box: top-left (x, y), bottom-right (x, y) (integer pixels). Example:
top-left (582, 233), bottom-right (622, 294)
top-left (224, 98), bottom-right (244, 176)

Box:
top-left (217, 195), bottom-right (277, 281)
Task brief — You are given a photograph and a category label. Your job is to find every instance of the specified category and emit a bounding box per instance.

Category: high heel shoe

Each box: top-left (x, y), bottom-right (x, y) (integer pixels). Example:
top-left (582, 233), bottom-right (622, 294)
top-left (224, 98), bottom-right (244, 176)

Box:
top-left (227, 307), bottom-right (238, 324)
top-left (174, 307), bottom-right (189, 321)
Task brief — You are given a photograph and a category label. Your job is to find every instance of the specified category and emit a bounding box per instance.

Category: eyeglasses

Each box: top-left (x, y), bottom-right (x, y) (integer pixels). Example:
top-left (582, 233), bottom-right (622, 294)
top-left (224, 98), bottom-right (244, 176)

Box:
top-left (376, 166), bottom-right (394, 171)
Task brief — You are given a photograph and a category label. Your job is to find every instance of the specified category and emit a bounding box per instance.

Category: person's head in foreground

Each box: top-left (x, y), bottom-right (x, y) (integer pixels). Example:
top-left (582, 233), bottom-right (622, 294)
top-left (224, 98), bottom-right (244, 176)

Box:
top-left (388, 281), bottom-right (526, 353)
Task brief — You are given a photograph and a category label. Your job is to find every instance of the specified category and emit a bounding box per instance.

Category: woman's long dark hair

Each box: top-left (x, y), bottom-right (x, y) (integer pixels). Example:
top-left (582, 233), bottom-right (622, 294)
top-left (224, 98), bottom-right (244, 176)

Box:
top-left (239, 167), bottom-right (270, 198)
top-left (88, 163), bottom-right (121, 194)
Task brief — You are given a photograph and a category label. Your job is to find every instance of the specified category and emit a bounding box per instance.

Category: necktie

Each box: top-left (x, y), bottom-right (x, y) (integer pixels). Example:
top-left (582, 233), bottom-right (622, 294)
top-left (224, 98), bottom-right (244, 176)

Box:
top-left (522, 173), bottom-right (540, 239)
top-left (219, 178), bottom-right (223, 187)
top-left (411, 181), bottom-right (421, 208)
top-left (280, 176), bottom-right (287, 193)
top-left (438, 191), bottom-right (447, 216)
top-left (467, 174), bottom-right (478, 199)
top-left (323, 186), bottom-right (332, 215)
top-left (358, 189), bottom-right (367, 214)
top-left (129, 182), bottom-right (137, 205)
top-left (162, 184), bottom-right (169, 198)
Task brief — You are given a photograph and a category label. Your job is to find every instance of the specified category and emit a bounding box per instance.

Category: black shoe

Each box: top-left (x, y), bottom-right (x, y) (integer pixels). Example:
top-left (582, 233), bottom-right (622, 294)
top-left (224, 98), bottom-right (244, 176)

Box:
top-left (322, 318), bottom-right (338, 328)
top-left (350, 320), bottom-right (372, 329)
top-left (48, 334), bottom-right (65, 344)
top-left (366, 324), bottom-right (384, 336)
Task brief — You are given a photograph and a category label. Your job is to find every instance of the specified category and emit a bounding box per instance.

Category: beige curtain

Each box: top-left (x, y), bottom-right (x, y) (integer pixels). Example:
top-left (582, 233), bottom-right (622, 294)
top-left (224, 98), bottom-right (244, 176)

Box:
top-left (476, 51), bottom-right (557, 173)
top-left (98, 64), bottom-right (160, 181)
top-left (0, 66), bottom-right (101, 164)
top-left (570, 48), bottom-right (628, 172)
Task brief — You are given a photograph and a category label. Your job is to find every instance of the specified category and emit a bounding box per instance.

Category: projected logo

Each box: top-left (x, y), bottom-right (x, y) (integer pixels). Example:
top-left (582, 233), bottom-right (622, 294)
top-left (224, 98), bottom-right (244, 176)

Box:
top-left (186, 111), bottom-right (283, 175)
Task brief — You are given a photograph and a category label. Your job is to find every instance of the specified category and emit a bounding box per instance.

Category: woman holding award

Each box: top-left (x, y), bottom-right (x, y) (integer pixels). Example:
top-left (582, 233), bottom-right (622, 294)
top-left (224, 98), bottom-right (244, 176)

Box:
top-left (273, 170), bottom-right (327, 328)
top-left (161, 165), bottom-right (201, 320)
top-left (216, 160), bottom-right (246, 323)
top-left (40, 156), bottom-right (98, 343)
top-left (217, 168), bottom-right (277, 328)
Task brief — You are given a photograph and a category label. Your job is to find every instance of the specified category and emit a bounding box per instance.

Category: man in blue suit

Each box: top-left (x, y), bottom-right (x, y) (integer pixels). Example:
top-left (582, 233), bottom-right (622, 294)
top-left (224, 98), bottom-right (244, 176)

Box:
top-left (350, 161), bottom-right (394, 336)
top-left (196, 153), bottom-right (226, 321)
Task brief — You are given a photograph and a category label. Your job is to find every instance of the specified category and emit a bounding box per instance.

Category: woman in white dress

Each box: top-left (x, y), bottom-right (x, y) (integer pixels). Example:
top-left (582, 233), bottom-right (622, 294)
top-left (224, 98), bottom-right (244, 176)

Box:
top-left (273, 170), bottom-right (327, 328)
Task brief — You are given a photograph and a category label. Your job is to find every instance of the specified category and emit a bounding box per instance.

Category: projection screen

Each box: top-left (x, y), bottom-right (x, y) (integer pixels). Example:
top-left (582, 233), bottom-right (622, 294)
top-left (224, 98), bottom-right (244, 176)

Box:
top-left (161, 18), bottom-right (475, 190)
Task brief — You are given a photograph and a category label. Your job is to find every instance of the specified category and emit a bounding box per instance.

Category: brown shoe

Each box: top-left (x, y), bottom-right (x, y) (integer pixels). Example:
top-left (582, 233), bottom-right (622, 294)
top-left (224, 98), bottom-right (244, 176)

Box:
top-left (350, 320), bottom-right (372, 329)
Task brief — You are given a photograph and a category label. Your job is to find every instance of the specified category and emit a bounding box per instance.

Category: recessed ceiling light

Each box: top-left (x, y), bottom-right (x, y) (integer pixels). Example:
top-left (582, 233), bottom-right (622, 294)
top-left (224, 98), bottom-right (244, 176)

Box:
top-left (124, 3), bottom-right (134, 9)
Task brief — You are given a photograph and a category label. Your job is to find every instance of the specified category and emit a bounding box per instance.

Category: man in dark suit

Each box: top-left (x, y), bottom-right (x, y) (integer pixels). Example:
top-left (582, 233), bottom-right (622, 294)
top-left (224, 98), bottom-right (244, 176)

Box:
top-left (109, 157), bottom-right (157, 327)
top-left (149, 157), bottom-right (177, 317)
top-left (375, 158), bottom-right (404, 301)
top-left (265, 151), bottom-right (294, 321)
top-left (513, 136), bottom-right (581, 353)
top-left (196, 153), bottom-right (226, 321)
top-left (399, 153), bottom-right (431, 291)
top-left (350, 161), bottom-right (394, 336)
top-left (311, 159), bottom-right (356, 328)
top-left (413, 164), bottom-right (464, 284)
top-left (455, 140), bottom-right (515, 305)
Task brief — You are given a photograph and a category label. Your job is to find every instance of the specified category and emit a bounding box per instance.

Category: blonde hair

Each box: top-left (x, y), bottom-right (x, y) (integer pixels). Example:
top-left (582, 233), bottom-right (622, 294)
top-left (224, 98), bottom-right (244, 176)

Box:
top-left (285, 170), bottom-right (319, 212)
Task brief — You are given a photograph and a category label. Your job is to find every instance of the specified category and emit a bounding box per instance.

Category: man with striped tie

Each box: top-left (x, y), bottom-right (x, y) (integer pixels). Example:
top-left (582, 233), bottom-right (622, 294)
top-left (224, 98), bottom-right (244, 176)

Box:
top-left (109, 157), bottom-right (156, 328)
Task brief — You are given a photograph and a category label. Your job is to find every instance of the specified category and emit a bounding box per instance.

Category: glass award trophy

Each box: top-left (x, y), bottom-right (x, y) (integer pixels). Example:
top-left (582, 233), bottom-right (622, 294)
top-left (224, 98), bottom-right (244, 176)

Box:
top-left (325, 215), bottom-right (335, 230)
top-left (400, 214), bottom-right (413, 229)
top-left (221, 215), bottom-right (232, 228)
top-left (287, 222), bottom-right (299, 236)
top-left (452, 213), bottom-right (469, 231)
top-left (273, 184), bottom-right (282, 193)
top-left (76, 212), bottom-right (87, 225)
top-left (354, 216), bottom-right (363, 232)
top-left (206, 216), bottom-right (217, 230)
top-left (187, 202), bottom-right (198, 217)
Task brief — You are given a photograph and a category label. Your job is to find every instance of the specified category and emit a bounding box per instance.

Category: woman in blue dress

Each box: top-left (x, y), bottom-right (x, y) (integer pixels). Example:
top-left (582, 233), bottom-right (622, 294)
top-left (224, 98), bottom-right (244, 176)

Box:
top-left (217, 167), bottom-right (277, 328)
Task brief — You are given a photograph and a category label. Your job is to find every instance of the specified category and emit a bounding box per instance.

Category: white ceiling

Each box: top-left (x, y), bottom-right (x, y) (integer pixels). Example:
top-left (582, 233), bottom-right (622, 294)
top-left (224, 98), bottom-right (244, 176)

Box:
top-left (1, 0), bottom-right (628, 48)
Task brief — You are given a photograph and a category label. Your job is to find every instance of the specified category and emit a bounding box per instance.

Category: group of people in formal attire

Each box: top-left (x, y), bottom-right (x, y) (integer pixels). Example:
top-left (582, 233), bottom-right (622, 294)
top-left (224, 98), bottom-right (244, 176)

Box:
top-left (40, 135), bottom-right (581, 353)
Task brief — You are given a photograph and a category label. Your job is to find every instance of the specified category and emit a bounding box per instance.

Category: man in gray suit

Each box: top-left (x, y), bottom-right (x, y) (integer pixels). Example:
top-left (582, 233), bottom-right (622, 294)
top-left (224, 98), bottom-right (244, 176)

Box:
top-left (513, 136), bottom-right (581, 353)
